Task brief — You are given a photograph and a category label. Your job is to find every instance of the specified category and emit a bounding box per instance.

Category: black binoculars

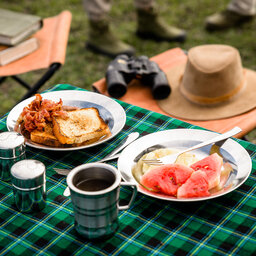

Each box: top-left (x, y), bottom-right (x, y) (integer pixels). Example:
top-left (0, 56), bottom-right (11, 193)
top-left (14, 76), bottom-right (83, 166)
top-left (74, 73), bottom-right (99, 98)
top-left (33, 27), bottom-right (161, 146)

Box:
top-left (105, 55), bottom-right (171, 99)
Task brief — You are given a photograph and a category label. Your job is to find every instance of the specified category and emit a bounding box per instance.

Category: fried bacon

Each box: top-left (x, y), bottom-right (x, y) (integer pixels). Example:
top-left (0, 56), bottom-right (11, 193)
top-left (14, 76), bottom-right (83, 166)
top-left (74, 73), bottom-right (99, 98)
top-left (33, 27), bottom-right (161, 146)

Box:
top-left (19, 94), bottom-right (68, 133)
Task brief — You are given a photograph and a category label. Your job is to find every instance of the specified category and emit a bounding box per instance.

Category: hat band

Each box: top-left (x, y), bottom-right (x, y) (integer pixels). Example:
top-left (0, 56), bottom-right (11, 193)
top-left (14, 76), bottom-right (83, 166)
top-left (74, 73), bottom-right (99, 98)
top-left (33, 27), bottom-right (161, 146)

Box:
top-left (180, 70), bottom-right (246, 105)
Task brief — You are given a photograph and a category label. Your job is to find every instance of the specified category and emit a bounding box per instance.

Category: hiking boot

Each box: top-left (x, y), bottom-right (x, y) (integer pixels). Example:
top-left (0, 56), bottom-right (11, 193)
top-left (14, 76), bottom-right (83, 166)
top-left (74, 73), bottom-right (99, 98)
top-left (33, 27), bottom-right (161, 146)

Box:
top-left (86, 19), bottom-right (135, 58)
top-left (205, 10), bottom-right (254, 31)
top-left (136, 8), bottom-right (186, 42)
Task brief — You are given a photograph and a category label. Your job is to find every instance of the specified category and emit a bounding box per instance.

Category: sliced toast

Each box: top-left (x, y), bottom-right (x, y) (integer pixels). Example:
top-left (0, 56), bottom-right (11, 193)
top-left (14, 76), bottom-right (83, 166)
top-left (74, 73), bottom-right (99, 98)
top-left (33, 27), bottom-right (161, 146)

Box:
top-left (30, 123), bottom-right (62, 147)
top-left (52, 108), bottom-right (111, 145)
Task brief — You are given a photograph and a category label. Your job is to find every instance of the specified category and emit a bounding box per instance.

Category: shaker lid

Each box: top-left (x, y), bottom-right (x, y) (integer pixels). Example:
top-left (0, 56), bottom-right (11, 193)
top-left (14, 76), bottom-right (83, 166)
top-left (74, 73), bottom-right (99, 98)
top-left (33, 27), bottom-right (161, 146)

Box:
top-left (0, 132), bottom-right (25, 158)
top-left (11, 159), bottom-right (45, 189)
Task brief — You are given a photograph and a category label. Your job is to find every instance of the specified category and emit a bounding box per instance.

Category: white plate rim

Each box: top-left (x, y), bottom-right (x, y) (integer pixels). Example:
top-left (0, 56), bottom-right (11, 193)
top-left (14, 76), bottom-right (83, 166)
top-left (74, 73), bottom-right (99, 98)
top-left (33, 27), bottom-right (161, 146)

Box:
top-left (117, 129), bottom-right (252, 202)
top-left (6, 90), bottom-right (126, 151)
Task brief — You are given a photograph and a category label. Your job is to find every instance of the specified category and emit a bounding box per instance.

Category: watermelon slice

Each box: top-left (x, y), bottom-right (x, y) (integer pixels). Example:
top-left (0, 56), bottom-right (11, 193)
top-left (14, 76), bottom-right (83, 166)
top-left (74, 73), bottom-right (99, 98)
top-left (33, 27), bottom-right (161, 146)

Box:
top-left (190, 153), bottom-right (223, 189)
top-left (140, 164), bottom-right (194, 196)
top-left (177, 170), bottom-right (210, 198)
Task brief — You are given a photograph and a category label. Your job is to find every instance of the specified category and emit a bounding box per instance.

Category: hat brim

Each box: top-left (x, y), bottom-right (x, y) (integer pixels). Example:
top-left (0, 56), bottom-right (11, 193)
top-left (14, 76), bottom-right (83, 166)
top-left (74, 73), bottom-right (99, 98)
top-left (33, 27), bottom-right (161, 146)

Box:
top-left (157, 63), bottom-right (256, 120)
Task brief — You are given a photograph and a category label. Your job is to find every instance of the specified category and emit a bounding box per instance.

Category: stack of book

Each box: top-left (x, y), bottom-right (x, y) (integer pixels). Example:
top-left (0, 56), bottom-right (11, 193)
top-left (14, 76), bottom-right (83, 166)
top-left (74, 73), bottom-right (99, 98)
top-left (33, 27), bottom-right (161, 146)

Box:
top-left (0, 8), bottom-right (43, 66)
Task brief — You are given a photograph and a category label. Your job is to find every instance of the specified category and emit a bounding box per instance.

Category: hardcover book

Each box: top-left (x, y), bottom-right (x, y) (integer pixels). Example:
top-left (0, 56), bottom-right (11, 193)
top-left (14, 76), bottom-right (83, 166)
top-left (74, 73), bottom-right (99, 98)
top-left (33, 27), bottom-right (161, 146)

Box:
top-left (0, 37), bottom-right (39, 66)
top-left (0, 8), bottom-right (43, 46)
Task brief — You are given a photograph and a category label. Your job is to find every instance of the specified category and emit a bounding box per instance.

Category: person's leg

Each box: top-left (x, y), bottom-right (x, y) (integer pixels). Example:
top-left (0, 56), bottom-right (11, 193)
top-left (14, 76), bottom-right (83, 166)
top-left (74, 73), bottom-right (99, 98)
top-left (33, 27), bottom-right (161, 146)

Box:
top-left (83, 0), bottom-right (111, 21)
top-left (228, 0), bottom-right (256, 16)
top-left (83, 0), bottom-right (135, 58)
top-left (205, 0), bottom-right (256, 31)
top-left (134, 0), bottom-right (186, 42)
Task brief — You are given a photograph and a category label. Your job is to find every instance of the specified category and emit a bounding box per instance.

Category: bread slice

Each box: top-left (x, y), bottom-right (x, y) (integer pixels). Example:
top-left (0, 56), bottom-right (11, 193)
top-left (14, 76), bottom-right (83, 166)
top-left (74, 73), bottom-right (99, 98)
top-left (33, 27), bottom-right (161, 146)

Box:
top-left (52, 108), bottom-right (111, 145)
top-left (30, 123), bottom-right (62, 147)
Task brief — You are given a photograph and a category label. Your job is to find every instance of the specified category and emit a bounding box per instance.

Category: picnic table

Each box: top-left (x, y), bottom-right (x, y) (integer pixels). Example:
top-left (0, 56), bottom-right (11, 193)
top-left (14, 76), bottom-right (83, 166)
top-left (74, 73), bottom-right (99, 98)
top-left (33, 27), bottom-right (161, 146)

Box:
top-left (0, 84), bottom-right (255, 255)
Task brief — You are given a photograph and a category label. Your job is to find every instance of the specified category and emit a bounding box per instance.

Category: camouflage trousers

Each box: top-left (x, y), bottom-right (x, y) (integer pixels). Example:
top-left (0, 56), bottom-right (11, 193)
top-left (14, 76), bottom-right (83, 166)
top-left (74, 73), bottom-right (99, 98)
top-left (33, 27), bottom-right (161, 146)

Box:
top-left (228, 0), bottom-right (256, 15)
top-left (83, 0), bottom-right (155, 20)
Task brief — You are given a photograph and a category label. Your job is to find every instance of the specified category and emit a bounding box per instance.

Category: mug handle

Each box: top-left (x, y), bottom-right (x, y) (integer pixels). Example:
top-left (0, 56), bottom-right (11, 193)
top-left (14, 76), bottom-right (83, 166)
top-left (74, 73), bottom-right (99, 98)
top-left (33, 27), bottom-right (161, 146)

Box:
top-left (118, 182), bottom-right (137, 210)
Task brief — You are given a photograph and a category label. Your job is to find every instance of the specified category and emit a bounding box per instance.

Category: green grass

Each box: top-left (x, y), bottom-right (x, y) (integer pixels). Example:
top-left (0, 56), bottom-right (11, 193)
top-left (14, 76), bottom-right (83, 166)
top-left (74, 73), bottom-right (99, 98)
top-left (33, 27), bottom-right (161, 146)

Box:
top-left (0, 0), bottom-right (256, 142)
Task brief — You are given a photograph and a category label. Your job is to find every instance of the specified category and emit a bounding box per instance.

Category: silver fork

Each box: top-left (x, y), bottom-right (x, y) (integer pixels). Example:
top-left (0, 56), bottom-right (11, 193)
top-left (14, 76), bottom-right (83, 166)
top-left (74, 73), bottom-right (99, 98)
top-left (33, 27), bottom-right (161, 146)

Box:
top-left (54, 153), bottom-right (121, 175)
top-left (54, 132), bottom-right (139, 176)
top-left (142, 126), bottom-right (242, 166)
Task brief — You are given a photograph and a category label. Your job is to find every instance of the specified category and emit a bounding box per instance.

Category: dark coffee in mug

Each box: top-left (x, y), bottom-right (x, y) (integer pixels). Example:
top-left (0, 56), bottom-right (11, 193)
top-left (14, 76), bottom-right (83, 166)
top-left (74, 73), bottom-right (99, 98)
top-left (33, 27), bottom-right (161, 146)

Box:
top-left (75, 178), bottom-right (113, 191)
top-left (72, 166), bottom-right (116, 192)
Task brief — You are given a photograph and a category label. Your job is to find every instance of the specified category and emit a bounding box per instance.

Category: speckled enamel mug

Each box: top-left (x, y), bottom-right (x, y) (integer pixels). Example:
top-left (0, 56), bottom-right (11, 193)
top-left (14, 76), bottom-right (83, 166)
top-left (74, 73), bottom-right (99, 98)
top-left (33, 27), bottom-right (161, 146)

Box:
top-left (66, 163), bottom-right (137, 239)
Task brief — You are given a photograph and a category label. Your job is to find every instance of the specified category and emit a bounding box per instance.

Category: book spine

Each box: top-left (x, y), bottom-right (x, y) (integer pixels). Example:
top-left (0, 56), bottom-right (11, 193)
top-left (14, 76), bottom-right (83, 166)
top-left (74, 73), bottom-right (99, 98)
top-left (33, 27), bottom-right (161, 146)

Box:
top-left (0, 38), bottom-right (39, 66)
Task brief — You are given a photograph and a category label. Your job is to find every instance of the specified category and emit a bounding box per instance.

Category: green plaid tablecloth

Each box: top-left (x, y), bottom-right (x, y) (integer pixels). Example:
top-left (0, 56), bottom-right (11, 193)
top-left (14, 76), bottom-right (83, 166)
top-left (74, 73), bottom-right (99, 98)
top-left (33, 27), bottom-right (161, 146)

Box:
top-left (0, 84), bottom-right (255, 256)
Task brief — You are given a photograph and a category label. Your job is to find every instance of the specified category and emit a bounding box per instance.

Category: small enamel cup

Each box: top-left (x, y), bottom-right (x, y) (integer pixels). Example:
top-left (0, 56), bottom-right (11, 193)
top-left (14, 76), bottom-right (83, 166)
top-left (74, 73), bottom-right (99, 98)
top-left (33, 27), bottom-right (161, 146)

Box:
top-left (66, 163), bottom-right (137, 239)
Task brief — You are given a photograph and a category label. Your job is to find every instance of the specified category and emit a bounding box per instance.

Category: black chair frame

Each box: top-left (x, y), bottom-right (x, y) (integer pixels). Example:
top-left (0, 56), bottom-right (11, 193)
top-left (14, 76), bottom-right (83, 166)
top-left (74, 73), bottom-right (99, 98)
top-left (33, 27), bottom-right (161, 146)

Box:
top-left (0, 63), bottom-right (61, 102)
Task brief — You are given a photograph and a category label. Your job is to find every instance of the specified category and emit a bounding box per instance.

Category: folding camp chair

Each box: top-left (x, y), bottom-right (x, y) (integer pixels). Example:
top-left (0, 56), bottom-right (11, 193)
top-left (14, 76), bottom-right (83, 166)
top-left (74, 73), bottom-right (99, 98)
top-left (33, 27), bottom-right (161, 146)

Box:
top-left (0, 10), bottom-right (72, 102)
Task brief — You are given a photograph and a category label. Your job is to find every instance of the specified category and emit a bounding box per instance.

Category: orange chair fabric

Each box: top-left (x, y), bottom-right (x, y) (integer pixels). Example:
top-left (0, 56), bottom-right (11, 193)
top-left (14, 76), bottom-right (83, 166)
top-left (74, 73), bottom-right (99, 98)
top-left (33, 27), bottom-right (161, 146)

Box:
top-left (93, 48), bottom-right (256, 138)
top-left (0, 10), bottom-right (72, 76)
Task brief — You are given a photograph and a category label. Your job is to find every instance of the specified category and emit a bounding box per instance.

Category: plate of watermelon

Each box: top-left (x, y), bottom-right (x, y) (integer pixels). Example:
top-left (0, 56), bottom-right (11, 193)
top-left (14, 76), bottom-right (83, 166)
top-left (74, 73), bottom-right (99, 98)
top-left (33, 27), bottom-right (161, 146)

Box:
top-left (117, 129), bottom-right (252, 202)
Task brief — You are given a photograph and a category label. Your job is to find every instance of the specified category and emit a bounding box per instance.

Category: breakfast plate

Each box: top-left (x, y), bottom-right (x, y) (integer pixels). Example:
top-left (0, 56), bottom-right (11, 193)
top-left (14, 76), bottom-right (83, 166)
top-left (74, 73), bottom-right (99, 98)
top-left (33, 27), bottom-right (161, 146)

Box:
top-left (7, 90), bottom-right (126, 151)
top-left (117, 129), bottom-right (252, 202)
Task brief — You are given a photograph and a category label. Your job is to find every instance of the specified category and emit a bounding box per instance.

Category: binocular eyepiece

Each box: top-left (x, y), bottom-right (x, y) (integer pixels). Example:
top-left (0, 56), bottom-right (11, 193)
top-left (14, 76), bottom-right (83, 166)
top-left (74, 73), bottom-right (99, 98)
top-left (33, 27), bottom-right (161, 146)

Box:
top-left (106, 55), bottom-right (171, 99)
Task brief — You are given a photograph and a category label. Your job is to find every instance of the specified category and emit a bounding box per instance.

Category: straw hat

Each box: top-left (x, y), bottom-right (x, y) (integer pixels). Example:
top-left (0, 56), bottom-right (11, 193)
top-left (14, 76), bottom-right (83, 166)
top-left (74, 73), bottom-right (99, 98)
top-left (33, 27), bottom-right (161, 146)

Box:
top-left (157, 44), bottom-right (256, 120)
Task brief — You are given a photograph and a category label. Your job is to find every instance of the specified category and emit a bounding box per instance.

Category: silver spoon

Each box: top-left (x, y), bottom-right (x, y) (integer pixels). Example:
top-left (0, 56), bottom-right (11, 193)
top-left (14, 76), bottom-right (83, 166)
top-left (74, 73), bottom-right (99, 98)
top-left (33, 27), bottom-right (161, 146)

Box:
top-left (62, 132), bottom-right (140, 196)
top-left (56, 132), bottom-right (139, 176)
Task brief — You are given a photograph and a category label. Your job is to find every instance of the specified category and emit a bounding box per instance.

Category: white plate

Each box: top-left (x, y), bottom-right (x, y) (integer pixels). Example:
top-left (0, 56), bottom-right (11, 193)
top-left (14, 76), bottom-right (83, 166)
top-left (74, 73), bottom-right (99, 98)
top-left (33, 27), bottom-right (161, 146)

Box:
top-left (7, 90), bottom-right (126, 151)
top-left (118, 129), bottom-right (252, 202)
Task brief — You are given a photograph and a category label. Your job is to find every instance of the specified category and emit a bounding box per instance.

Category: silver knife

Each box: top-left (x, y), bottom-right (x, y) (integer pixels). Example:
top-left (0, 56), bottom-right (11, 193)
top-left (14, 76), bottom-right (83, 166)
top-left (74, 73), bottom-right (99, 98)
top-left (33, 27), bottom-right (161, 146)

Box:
top-left (103, 132), bottom-right (139, 158)
top-left (62, 132), bottom-right (139, 196)
top-left (55, 132), bottom-right (139, 176)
